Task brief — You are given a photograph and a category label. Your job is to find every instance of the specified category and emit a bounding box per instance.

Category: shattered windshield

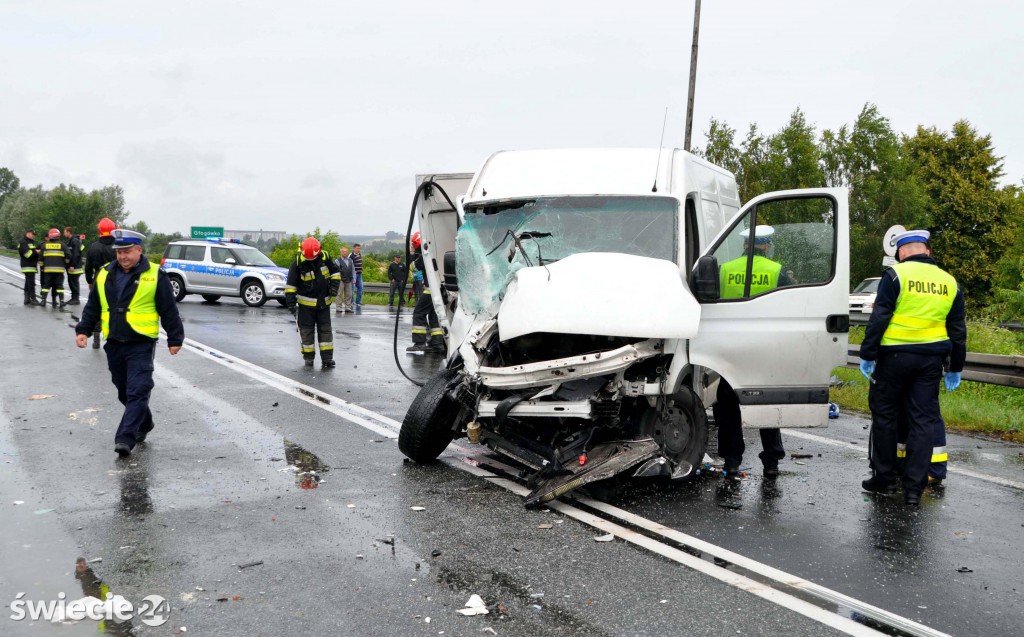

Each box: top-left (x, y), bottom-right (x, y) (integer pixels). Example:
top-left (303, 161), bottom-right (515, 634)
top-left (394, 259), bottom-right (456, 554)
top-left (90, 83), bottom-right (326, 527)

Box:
top-left (456, 196), bottom-right (678, 314)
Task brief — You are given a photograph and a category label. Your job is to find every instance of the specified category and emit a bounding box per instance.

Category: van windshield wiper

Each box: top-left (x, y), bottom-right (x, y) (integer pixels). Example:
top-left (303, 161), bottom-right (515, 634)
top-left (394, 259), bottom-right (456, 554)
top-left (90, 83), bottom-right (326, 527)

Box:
top-left (486, 230), bottom-right (553, 266)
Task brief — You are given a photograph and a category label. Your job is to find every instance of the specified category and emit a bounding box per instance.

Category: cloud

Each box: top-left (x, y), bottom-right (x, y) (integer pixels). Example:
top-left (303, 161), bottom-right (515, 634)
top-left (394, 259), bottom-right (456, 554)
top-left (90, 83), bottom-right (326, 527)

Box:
top-left (116, 140), bottom-right (226, 196)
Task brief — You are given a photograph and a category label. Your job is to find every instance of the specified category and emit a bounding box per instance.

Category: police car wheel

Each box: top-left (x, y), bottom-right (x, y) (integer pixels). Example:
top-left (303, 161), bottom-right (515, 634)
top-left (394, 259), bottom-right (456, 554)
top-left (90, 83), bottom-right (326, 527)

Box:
top-left (168, 276), bottom-right (187, 302)
top-left (241, 281), bottom-right (267, 307)
top-left (201, 294), bottom-right (221, 303)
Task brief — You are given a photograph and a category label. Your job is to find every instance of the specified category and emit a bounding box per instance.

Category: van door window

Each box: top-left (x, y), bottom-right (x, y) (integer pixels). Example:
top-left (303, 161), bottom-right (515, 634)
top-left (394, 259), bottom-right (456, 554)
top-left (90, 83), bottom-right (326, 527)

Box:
top-left (712, 196), bottom-right (836, 300)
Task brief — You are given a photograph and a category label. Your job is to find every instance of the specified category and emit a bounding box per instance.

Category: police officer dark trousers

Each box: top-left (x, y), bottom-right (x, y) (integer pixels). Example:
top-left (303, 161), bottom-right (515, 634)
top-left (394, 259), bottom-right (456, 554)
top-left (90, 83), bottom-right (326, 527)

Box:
top-left (713, 379), bottom-right (785, 476)
top-left (74, 229), bottom-right (185, 457)
top-left (18, 231), bottom-right (41, 305)
top-left (896, 406), bottom-right (948, 482)
top-left (859, 230), bottom-right (966, 505)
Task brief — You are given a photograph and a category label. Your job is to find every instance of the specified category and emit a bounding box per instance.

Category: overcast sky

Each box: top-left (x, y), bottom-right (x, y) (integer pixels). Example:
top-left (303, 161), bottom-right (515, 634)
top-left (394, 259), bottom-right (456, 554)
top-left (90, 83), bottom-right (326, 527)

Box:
top-left (2, 1), bottom-right (1021, 235)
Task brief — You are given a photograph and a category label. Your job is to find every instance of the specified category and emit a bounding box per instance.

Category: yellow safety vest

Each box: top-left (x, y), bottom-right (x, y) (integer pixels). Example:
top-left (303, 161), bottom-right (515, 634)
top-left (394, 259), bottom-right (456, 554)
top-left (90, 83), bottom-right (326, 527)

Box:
top-left (880, 261), bottom-right (956, 346)
top-left (96, 265), bottom-right (160, 339)
top-left (719, 254), bottom-right (781, 299)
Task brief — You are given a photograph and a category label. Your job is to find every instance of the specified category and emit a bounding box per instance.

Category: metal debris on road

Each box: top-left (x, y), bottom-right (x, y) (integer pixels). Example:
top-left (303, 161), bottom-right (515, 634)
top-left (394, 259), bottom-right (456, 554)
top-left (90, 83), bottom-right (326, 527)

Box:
top-left (790, 453), bottom-right (813, 459)
top-left (957, 567), bottom-right (973, 573)
top-left (28, 394), bottom-right (56, 400)
top-left (410, 506), bottom-right (426, 511)
top-left (593, 534), bottom-right (614, 542)
top-left (537, 523), bottom-right (553, 529)
top-left (377, 536), bottom-right (395, 546)
top-left (237, 560), bottom-right (264, 569)
top-left (88, 557), bottom-right (103, 563)
top-left (431, 549), bottom-right (442, 557)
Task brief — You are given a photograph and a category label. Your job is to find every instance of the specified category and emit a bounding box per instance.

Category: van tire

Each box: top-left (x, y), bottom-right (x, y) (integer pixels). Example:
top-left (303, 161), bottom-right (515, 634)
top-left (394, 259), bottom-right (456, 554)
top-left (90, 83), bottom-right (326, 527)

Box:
top-left (399, 369), bottom-right (462, 463)
top-left (643, 386), bottom-right (708, 477)
top-left (168, 275), bottom-right (187, 302)
top-left (241, 280), bottom-right (267, 307)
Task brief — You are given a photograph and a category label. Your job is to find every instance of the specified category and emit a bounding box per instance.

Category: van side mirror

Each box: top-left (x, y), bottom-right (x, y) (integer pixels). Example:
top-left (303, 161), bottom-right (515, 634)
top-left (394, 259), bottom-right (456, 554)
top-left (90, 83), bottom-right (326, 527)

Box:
top-left (691, 255), bottom-right (720, 302)
top-left (443, 251), bottom-right (458, 291)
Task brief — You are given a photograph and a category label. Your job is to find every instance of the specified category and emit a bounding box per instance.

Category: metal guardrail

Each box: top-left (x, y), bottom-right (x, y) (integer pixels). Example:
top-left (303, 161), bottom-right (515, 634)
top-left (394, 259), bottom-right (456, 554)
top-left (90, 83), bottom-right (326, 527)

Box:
top-left (847, 343), bottom-right (1024, 389)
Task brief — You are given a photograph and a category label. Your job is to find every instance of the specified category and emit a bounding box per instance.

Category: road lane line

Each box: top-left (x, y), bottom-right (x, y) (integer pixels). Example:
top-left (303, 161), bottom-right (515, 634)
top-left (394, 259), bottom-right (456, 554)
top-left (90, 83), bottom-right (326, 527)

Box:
top-left (783, 429), bottom-right (1024, 491)
top-left (172, 333), bottom-right (948, 637)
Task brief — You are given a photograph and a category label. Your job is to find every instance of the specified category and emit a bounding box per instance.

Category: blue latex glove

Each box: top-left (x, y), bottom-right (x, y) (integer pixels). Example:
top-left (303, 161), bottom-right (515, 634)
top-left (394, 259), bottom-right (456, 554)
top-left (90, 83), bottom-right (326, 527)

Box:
top-left (944, 372), bottom-right (961, 392)
top-left (859, 359), bottom-right (875, 380)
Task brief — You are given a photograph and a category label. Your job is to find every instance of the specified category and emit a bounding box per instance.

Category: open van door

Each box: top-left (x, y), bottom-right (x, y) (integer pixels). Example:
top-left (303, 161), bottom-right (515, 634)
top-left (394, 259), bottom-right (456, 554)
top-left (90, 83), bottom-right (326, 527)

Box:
top-left (415, 173), bottom-right (473, 328)
top-left (688, 188), bottom-right (849, 428)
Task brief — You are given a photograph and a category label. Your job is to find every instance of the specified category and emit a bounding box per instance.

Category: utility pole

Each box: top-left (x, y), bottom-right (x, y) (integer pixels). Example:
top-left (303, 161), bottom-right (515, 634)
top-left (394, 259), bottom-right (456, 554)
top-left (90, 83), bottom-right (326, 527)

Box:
top-left (683, 0), bottom-right (701, 151)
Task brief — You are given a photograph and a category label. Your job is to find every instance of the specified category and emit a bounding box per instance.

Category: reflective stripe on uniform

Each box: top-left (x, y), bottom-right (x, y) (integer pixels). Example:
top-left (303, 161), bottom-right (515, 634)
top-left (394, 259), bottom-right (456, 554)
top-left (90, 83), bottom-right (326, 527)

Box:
top-left (319, 343), bottom-right (334, 351)
top-left (896, 443), bottom-right (946, 463)
top-left (68, 268), bottom-right (84, 275)
top-left (301, 345), bottom-right (315, 353)
top-left (22, 267), bottom-right (36, 273)
top-left (429, 328), bottom-right (444, 336)
top-left (423, 288), bottom-right (431, 295)
top-left (284, 286), bottom-right (297, 293)
top-left (296, 295), bottom-right (319, 307)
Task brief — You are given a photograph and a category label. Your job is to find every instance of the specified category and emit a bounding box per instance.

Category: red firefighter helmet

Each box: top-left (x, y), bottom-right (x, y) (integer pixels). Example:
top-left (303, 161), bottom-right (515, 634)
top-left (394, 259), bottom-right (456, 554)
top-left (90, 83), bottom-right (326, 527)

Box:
top-left (97, 218), bottom-right (116, 237)
top-left (411, 231), bottom-right (422, 250)
top-left (48, 228), bottom-right (60, 238)
top-left (301, 237), bottom-right (321, 260)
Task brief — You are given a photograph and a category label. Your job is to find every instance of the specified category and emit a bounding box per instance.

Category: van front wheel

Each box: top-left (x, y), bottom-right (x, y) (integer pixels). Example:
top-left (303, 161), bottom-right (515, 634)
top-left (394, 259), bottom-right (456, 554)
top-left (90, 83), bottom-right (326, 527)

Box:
top-left (399, 369), bottom-right (463, 463)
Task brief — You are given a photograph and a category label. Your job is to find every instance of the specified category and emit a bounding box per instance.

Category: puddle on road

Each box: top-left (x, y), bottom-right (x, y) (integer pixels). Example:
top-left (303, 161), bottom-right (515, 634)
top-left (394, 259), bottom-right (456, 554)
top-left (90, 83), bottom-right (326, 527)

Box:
top-left (283, 440), bottom-right (331, 489)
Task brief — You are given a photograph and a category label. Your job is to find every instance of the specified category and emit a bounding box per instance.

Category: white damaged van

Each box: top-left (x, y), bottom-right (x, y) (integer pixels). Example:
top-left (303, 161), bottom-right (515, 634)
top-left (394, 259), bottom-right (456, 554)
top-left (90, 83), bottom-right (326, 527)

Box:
top-left (400, 149), bottom-right (849, 506)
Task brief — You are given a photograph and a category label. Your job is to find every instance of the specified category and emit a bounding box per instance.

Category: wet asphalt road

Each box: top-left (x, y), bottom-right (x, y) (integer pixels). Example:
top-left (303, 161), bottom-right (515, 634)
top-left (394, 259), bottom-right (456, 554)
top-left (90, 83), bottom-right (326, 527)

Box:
top-left (1, 257), bottom-right (1022, 636)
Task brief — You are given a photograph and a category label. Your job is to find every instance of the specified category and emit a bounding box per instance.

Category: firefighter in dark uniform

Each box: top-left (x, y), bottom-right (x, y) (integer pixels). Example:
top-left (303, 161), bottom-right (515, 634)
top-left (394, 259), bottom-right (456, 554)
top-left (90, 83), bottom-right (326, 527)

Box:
top-left (715, 226), bottom-right (792, 479)
top-left (63, 226), bottom-right (85, 305)
top-left (18, 229), bottom-right (41, 305)
top-left (39, 228), bottom-right (70, 308)
top-left (285, 237), bottom-right (340, 368)
top-left (859, 229), bottom-right (966, 506)
top-left (74, 229), bottom-right (185, 457)
top-left (405, 231), bottom-right (445, 354)
top-left (84, 218), bottom-right (119, 348)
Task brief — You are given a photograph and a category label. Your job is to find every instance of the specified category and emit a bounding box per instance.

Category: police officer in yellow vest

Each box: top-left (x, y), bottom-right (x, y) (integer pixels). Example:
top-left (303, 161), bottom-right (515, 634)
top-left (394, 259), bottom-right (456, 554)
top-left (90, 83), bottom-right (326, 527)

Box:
top-left (715, 225), bottom-right (792, 479)
top-left (858, 230), bottom-right (966, 506)
top-left (74, 229), bottom-right (185, 458)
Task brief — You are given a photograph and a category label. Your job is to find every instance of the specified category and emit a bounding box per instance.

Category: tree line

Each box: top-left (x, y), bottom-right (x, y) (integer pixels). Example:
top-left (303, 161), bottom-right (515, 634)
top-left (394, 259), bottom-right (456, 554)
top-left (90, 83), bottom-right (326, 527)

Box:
top-left (4, 105), bottom-right (1022, 319)
top-left (695, 104), bottom-right (1024, 320)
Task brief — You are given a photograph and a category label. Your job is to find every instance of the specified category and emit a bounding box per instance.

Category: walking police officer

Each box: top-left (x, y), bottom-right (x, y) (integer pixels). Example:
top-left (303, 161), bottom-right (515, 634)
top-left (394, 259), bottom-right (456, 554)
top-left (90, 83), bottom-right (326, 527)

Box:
top-left (18, 229), bottom-right (41, 305)
top-left (859, 230), bottom-right (966, 505)
top-left (74, 229), bottom-right (185, 457)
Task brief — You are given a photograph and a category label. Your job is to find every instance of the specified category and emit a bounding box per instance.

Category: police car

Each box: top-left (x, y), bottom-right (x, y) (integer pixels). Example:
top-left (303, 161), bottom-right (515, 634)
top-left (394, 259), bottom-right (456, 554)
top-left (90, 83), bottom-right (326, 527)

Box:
top-left (160, 238), bottom-right (289, 307)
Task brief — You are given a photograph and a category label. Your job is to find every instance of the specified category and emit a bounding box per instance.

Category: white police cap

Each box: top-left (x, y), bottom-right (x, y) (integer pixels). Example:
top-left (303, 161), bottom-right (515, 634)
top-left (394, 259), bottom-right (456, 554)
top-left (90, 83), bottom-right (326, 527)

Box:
top-left (111, 228), bottom-right (146, 249)
top-left (739, 225), bottom-right (775, 244)
top-left (892, 229), bottom-right (930, 249)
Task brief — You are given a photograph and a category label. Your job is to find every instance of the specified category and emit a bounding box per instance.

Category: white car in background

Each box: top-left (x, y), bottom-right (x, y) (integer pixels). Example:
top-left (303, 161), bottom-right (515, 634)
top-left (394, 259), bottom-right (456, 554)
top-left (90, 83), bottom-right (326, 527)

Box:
top-left (849, 277), bottom-right (880, 317)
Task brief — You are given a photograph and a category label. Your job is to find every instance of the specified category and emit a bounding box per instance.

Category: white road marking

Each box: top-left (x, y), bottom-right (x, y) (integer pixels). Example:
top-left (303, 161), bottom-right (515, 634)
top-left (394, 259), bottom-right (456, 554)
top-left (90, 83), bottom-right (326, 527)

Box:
top-left (174, 335), bottom-right (948, 637)
top-left (783, 429), bottom-right (1024, 491)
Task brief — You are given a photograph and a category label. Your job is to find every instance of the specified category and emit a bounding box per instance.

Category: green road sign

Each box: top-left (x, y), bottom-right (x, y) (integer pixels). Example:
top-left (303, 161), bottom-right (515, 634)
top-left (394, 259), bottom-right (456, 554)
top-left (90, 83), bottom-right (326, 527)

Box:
top-left (191, 226), bottom-right (224, 239)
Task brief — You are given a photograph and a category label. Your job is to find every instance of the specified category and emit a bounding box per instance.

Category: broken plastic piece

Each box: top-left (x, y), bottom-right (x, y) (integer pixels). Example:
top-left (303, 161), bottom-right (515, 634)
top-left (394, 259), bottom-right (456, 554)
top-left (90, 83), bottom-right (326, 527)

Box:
top-left (537, 523), bottom-right (553, 529)
top-left (410, 506), bottom-right (426, 511)
top-left (237, 560), bottom-right (263, 569)
top-left (593, 534), bottom-right (614, 542)
top-left (456, 594), bottom-right (489, 616)
top-left (578, 454), bottom-right (587, 466)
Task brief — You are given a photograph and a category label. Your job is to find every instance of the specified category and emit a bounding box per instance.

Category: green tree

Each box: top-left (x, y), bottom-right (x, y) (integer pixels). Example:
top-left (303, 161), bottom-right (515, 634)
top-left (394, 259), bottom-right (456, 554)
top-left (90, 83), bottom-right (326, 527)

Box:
top-left (820, 104), bottom-right (929, 286)
top-left (0, 186), bottom-right (50, 246)
top-left (904, 120), bottom-right (1019, 312)
top-left (695, 118), bottom-right (742, 178)
top-left (269, 228), bottom-right (343, 267)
